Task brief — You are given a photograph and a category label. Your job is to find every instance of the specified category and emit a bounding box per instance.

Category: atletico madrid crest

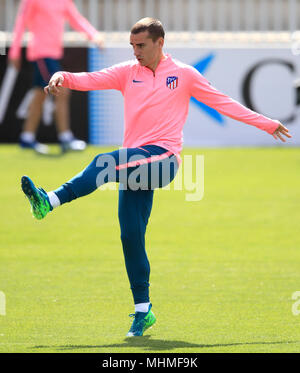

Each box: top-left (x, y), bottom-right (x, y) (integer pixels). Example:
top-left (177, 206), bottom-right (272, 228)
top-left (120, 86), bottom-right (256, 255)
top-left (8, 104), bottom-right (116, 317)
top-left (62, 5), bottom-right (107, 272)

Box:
top-left (166, 76), bottom-right (178, 90)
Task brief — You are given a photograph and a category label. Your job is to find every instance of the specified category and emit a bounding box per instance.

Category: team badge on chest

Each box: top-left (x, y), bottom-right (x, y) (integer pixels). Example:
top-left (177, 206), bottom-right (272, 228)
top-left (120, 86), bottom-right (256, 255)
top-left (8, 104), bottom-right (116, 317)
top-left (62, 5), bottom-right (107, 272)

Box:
top-left (166, 76), bottom-right (178, 90)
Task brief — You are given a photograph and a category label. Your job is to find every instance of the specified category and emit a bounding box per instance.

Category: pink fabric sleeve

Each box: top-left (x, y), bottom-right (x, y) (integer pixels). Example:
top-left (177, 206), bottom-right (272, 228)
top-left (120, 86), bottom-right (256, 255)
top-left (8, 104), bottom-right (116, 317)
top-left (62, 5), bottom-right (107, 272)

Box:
top-left (65, 0), bottom-right (98, 40)
top-left (59, 63), bottom-right (129, 92)
top-left (8, 0), bottom-right (35, 59)
top-left (189, 67), bottom-right (279, 135)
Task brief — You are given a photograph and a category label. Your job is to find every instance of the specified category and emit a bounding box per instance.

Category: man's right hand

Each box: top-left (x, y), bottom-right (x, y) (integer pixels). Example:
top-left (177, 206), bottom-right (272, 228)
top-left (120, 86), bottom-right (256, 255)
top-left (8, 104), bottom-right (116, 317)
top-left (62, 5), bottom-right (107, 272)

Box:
top-left (9, 58), bottom-right (21, 71)
top-left (44, 73), bottom-right (64, 96)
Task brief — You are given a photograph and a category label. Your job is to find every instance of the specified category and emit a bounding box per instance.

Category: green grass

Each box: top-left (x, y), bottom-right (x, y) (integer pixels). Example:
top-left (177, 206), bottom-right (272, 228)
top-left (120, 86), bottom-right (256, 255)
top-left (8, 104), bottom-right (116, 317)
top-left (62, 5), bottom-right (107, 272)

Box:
top-left (0, 144), bottom-right (300, 353)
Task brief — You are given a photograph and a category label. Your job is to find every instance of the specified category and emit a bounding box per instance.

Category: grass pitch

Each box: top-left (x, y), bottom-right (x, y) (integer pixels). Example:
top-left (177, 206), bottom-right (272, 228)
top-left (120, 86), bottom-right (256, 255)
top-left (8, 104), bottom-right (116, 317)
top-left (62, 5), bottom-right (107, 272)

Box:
top-left (0, 144), bottom-right (300, 353)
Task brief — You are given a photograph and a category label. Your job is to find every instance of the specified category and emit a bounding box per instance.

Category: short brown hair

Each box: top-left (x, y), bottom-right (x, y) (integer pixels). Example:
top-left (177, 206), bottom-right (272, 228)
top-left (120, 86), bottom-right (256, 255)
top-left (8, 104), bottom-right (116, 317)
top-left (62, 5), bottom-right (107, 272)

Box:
top-left (131, 18), bottom-right (165, 42)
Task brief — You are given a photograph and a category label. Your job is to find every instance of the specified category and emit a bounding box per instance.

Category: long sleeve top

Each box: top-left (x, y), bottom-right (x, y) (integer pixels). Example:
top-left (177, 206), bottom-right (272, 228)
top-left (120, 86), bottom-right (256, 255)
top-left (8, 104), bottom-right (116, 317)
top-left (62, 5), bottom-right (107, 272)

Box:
top-left (59, 54), bottom-right (279, 155)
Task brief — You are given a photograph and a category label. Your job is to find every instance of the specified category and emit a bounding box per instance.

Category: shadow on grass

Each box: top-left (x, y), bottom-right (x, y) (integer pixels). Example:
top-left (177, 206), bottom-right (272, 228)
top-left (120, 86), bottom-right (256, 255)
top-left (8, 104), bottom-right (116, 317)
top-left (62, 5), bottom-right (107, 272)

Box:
top-left (33, 151), bottom-right (64, 158)
top-left (32, 337), bottom-right (300, 352)
top-left (26, 145), bottom-right (88, 158)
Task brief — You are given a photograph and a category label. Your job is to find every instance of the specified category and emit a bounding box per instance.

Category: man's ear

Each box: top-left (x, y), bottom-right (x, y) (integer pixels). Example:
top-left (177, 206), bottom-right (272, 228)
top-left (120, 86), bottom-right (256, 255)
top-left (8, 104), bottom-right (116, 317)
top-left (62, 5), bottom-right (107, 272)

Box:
top-left (158, 37), bottom-right (164, 48)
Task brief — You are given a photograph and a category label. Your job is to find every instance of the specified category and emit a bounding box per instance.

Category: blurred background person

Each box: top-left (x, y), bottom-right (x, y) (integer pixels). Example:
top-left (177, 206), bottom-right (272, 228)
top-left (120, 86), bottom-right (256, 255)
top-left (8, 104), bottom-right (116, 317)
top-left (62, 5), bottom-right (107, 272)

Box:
top-left (8, 0), bottom-right (104, 154)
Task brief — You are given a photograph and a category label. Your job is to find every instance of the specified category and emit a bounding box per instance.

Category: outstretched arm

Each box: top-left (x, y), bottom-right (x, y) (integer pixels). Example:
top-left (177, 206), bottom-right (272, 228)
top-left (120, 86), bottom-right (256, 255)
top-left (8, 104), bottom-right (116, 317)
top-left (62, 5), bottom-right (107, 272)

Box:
top-left (44, 62), bottom-right (129, 95)
top-left (189, 67), bottom-right (291, 142)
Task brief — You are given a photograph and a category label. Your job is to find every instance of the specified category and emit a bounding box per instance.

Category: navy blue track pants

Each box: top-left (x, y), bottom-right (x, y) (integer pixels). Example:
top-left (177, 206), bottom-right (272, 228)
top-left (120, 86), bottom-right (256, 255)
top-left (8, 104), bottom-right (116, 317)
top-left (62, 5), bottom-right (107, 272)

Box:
top-left (54, 145), bottom-right (179, 304)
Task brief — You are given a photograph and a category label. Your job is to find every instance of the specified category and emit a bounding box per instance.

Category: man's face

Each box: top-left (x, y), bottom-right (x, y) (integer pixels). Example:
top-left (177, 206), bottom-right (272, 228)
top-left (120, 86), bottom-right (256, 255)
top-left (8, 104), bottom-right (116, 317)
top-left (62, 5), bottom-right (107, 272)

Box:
top-left (130, 31), bottom-right (163, 68)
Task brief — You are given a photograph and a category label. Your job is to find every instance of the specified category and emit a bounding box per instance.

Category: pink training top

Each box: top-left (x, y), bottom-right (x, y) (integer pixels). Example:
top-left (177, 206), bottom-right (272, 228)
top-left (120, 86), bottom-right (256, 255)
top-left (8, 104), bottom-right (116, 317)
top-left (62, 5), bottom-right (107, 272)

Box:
top-left (9, 0), bottom-right (98, 61)
top-left (58, 54), bottom-right (279, 156)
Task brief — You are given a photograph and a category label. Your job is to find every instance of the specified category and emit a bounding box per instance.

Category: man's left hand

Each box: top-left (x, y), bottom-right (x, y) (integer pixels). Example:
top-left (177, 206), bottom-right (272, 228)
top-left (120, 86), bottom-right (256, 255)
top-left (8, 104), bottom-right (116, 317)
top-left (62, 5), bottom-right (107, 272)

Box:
top-left (272, 121), bottom-right (292, 142)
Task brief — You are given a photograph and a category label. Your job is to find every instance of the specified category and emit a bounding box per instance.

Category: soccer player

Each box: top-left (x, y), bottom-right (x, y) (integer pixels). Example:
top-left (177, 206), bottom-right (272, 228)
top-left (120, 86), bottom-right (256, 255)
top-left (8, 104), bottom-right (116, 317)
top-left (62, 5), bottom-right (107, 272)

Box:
top-left (8, 0), bottom-right (104, 154)
top-left (21, 18), bottom-right (291, 336)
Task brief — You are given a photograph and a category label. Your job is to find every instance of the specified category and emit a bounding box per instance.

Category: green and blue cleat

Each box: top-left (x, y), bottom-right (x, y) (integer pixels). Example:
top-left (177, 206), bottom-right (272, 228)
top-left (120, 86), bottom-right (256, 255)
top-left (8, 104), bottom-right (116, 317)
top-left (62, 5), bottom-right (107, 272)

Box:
top-left (21, 176), bottom-right (52, 220)
top-left (126, 304), bottom-right (156, 337)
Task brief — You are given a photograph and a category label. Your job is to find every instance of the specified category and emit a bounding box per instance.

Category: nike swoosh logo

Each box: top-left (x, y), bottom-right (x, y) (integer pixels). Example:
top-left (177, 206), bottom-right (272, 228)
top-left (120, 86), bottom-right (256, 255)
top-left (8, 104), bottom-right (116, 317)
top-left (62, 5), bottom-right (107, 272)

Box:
top-left (133, 80), bottom-right (144, 83)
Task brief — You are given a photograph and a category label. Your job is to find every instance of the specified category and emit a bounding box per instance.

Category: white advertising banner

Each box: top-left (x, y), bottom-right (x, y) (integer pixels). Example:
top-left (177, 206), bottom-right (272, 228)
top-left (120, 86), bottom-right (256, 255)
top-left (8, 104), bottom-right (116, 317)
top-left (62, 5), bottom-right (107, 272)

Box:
top-left (89, 47), bottom-right (300, 147)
